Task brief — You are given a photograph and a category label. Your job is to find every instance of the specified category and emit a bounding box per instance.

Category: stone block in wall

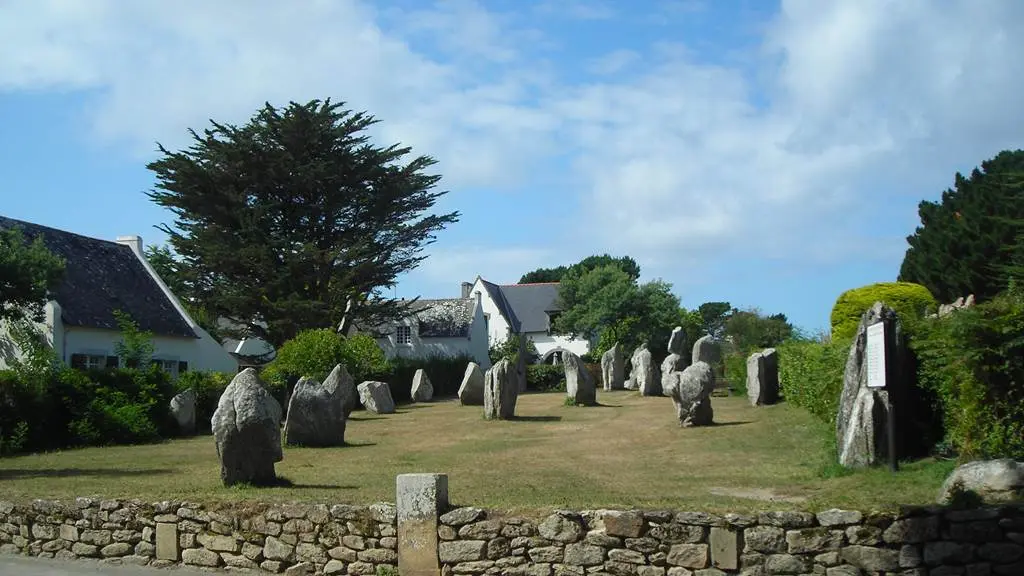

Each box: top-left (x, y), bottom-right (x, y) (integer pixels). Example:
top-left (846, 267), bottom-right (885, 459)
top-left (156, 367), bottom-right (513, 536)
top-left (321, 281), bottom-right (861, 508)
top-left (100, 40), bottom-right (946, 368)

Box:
top-left (709, 526), bottom-right (740, 570)
top-left (666, 543), bottom-right (708, 569)
top-left (398, 473), bottom-right (449, 576)
top-left (154, 522), bottom-right (178, 561)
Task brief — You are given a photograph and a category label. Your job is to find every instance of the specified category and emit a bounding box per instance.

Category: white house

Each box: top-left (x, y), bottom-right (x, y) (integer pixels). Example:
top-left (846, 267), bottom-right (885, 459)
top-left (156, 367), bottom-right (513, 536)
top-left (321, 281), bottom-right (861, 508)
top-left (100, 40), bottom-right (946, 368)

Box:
top-left (466, 277), bottom-right (592, 363)
top-left (0, 216), bottom-right (238, 377)
top-left (374, 295), bottom-right (491, 369)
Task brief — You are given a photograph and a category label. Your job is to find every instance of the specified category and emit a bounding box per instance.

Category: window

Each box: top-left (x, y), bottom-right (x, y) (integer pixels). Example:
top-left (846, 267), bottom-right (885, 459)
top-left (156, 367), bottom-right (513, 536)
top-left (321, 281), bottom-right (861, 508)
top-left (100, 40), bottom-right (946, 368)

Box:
top-left (151, 358), bottom-right (182, 378)
top-left (70, 354), bottom-right (119, 370)
top-left (484, 313), bottom-right (490, 332)
top-left (83, 355), bottom-right (106, 370)
top-left (396, 325), bottom-right (412, 345)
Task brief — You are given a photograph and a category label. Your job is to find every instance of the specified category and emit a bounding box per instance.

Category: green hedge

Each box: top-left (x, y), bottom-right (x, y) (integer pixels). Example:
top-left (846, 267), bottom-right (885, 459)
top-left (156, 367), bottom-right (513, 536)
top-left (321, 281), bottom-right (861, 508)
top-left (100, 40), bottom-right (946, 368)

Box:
top-left (527, 364), bottom-right (565, 392)
top-left (174, 371), bottom-right (233, 435)
top-left (387, 354), bottom-right (474, 403)
top-left (777, 336), bottom-right (852, 426)
top-left (831, 282), bottom-right (936, 340)
top-left (723, 352), bottom-right (748, 396)
top-left (907, 290), bottom-right (1024, 459)
top-left (0, 366), bottom-right (176, 456)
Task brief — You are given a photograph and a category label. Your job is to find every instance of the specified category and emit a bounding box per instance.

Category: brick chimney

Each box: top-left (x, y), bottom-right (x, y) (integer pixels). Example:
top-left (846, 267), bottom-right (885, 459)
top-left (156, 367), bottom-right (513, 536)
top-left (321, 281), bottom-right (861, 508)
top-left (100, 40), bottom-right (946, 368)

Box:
top-left (461, 282), bottom-right (473, 298)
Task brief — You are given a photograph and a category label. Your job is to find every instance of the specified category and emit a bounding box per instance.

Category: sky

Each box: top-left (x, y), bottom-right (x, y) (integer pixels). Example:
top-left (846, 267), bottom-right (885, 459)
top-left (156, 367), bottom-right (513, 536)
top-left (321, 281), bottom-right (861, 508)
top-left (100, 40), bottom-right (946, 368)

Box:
top-left (2, 0), bottom-right (1024, 335)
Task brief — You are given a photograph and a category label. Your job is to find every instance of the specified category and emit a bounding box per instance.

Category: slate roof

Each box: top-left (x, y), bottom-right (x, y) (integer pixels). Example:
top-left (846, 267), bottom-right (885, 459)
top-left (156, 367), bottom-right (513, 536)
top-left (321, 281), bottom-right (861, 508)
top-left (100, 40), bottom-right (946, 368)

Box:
top-left (477, 278), bottom-right (521, 333)
top-left (497, 282), bottom-right (562, 333)
top-left (410, 298), bottom-right (476, 338)
top-left (0, 216), bottom-right (197, 338)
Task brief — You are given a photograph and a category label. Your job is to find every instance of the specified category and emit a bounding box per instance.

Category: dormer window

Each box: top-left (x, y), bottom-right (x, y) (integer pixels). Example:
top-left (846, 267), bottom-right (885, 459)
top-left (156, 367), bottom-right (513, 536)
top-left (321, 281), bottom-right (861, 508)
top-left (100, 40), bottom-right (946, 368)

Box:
top-left (396, 325), bottom-right (412, 345)
top-left (547, 311), bottom-right (561, 334)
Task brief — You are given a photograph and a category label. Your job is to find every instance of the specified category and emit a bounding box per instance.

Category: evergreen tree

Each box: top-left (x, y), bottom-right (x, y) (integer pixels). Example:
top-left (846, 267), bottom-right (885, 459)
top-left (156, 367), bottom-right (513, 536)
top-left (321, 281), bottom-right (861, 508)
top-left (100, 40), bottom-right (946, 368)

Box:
top-left (147, 99), bottom-right (458, 347)
top-left (899, 150), bottom-right (1024, 302)
top-left (0, 226), bottom-right (65, 323)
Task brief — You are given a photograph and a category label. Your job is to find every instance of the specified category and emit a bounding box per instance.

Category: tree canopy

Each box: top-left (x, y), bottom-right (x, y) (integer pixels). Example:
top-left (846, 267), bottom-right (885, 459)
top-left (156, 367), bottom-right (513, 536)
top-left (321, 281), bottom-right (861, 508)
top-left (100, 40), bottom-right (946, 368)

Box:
top-left (519, 254), bottom-right (640, 284)
top-left (0, 226), bottom-right (65, 323)
top-left (899, 149), bottom-right (1024, 302)
top-left (723, 308), bottom-right (794, 353)
top-left (697, 301), bottom-right (732, 339)
top-left (146, 99), bottom-right (458, 347)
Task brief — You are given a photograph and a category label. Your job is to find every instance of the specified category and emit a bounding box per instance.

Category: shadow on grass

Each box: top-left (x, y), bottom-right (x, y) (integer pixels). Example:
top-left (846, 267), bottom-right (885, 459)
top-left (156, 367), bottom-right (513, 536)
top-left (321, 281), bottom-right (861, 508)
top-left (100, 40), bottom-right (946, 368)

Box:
top-left (510, 415), bottom-right (562, 422)
top-left (231, 476), bottom-right (357, 490)
top-left (348, 415), bottom-right (386, 422)
top-left (0, 468), bottom-right (174, 480)
top-left (712, 421), bottom-right (753, 427)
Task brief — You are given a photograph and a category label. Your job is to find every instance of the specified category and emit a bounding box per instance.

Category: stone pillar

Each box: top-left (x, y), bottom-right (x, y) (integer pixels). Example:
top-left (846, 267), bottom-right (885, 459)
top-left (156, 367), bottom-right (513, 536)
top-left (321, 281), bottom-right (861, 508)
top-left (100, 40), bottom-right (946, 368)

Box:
top-left (397, 473), bottom-right (449, 576)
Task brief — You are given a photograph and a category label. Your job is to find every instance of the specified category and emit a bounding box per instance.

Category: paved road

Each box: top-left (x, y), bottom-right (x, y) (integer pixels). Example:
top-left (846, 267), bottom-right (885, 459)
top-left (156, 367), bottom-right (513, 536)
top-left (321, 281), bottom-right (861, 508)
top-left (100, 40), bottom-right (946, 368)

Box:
top-left (0, 556), bottom-right (213, 575)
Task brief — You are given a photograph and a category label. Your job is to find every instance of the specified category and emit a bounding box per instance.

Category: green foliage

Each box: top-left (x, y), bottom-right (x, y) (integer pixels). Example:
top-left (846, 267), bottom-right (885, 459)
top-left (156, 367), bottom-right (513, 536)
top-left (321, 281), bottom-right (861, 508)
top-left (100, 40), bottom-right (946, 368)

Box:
top-left (0, 365), bottom-right (176, 455)
top-left (146, 98), bottom-right (459, 347)
top-left (144, 244), bottom-right (224, 340)
top-left (907, 291), bottom-right (1024, 460)
top-left (724, 308), bottom-right (794, 353)
top-left (375, 567), bottom-right (399, 576)
top-left (0, 225), bottom-right (65, 323)
top-left (488, 333), bottom-right (538, 366)
top-left (900, 150), bottom-right (1024, 302)
top-left (175, 371), bottom-right (233, 435)
top-left (526, 364), bottom-right (565, 392)
top-left (519, 254), bottom-right (640, 285)
top-left (697, 302), bottom-right (732, 339)
top-left (5, 319), bottom-right (60, 376)
top-left (563, 396), bottom-right (578, 407)
top-left (777, 334), bottom-right (853, 426)
top-left (262, 329), bottom-right (390, 404)
top-left (723, 352), bottom-right (748, 396)
top-left (386, 354), bottom-right (473, 403)
top-left (113, 310), bottom-right (155, 368)
top-left (830, 282), bottom-right (936, 340)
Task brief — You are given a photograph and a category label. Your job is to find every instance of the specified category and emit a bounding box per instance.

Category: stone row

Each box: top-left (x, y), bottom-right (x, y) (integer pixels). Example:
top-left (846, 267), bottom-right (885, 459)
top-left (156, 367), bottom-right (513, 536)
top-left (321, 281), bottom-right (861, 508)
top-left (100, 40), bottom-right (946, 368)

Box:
top-left (0, 499), bottom-right (398, 575)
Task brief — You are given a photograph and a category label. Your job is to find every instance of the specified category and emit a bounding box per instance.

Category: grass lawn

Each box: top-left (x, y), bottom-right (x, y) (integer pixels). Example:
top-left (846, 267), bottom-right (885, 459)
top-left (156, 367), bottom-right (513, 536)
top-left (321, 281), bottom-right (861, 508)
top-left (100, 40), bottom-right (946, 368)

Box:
top-left (0, 391), bottom-right (954, 514)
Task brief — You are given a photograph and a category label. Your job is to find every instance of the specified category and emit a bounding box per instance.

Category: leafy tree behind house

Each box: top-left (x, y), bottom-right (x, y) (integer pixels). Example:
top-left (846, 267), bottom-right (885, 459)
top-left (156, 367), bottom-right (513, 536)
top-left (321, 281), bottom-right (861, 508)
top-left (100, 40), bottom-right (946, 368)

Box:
top-left (519, 254), bottom-right (640, 284)
top-left (144, 244), bottom-right (224, 340)
top-left (899, 149), bottom-right (1024, 302)
top-left (146, 99), bottom-right (458, 347)
top-left (0, 226), bottom-right (65, 323)
top-left (113, 310), bottom-right (155, 368)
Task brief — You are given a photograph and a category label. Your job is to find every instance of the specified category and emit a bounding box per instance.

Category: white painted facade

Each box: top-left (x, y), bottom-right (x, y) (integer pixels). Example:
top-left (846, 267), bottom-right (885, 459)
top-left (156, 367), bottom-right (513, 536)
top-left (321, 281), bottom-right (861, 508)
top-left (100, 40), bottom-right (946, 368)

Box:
top-left (468, 277), bottom-right (592, 363)
top-left (375, 296), bottom-right (491, 369)
top-left (0, 235), bottom-right (238, 376)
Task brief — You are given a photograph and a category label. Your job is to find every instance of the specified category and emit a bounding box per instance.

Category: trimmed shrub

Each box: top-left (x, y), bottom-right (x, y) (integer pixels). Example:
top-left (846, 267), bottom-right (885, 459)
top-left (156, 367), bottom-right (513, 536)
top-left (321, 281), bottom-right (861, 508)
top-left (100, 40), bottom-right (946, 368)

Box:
top-left (387, 354), bottom-right (473, 403)
top-left (777, 335), bottom-right (852, 426)
top-left (907, 290), bottom-right (1024, 459)
top-left (527, 364), bottom-right (565, 392)
top-left (831, 282), bottom-right (936, 340)
top-left (723, 352), bottom-right (748, 396)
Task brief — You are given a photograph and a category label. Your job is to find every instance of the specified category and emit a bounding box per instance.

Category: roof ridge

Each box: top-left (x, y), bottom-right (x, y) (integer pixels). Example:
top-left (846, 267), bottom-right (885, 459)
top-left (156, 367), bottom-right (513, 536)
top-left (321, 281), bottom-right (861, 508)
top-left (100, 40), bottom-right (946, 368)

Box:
top-left (0, 215), bottom-right (125, 247)
top-left (502, 282), bottom-right (561, 287)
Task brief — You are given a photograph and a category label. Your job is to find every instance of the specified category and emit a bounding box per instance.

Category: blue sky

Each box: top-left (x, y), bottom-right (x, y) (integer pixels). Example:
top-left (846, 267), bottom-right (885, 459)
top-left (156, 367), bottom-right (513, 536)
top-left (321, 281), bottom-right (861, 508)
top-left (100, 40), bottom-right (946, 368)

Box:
top-left (2, 0), bottom-right (1024, 335)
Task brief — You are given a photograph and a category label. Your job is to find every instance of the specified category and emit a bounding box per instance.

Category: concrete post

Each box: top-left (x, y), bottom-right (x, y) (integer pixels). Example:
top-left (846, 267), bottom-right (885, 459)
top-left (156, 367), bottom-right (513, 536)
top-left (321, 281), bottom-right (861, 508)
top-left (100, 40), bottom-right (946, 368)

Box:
top-left (397, 473), bottom-right (449, 576)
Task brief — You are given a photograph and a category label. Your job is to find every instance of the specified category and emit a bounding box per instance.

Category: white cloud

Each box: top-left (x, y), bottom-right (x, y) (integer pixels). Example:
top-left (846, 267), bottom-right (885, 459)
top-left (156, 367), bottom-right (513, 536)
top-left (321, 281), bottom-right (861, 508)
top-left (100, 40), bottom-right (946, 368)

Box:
top-left (401, 246), bottom-right (558, 295)
top-left (2, 0), bottom-right (1024, 296)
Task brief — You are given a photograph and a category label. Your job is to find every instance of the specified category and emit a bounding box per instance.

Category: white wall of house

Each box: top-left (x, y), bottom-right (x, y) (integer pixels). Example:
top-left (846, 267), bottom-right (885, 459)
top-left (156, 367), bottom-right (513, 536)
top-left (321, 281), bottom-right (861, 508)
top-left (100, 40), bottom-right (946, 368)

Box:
top-left (470, 278), bottom-right (513, 346)
top-left (375, 300), bottom-right (491, 369)
top-left (61, 326), bottom-right (236, 374)
top-left (529, 332), bottom-right (591, 360)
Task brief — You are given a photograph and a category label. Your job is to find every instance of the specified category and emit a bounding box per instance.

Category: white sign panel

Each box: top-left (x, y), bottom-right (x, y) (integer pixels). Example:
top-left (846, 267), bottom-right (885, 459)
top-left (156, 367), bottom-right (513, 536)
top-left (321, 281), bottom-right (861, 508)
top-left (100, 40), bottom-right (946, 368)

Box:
top-left (866, 322), bottom-right (886, 388)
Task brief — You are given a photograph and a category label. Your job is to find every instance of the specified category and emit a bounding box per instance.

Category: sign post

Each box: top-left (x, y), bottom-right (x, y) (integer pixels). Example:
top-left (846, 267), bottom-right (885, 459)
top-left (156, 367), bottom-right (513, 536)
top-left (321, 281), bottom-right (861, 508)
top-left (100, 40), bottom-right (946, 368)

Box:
top-left (866, 321), bottom-right (898, 472)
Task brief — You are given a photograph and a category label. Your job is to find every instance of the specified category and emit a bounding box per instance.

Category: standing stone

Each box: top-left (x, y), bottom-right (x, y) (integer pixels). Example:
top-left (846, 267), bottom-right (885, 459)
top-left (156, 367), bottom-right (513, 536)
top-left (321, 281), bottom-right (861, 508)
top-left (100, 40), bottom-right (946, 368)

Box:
top-left (458, 362), bottom-right (486, 406)
top-left (692, 335), bottom-right (721, 365)
top-left (746, 348), bottom-right (779, 406)
top-left (660, 353), bottom-right (689, 398)
top-left (600, 344), bottom-right (624, 391)
top-left (411, 369), bottom-right (434, 402)
top-left (563, 351), bottom-right (597, 406)
top-left (630, 344), bottom-right (661, 396)
top-left (836, 302), bottom-right (907, 468)
top-left (211, 368), bottom-right (283, 486)
top-left (483, 358), bottom-right (518, 420)
top-left (669, 361), bottom-right (715, 427)
top-left (667, 326), bottom-right (686, 355)
top-left (284, 375), bottom-right (347, 447)
top-left (170, 388), bottom-right (196, 435)
top-left (357, 381), bottom-right (396, 414)
top-left (323, 363), bottom-right (358, 418)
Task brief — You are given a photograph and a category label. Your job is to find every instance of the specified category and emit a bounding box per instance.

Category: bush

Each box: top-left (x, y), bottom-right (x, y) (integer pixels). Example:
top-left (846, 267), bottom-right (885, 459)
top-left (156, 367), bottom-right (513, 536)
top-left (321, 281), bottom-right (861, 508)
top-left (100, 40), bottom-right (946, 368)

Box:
top-left (777, 335), bottom-right (853, 426)
top-left (907, 290), bottom-right (1024, 460)
top-left (831, 282), bottom-right (936, 340)
top-left (723, 352), bottom-right (748, 396)
top-left (387, 354), bottom-right (473, 403)
top-left (527, 364), bottom-right (565, 392)
top-left (261, 329), bottom-right (390, 406)
top-left (175, 370), bottom-right (233, 434)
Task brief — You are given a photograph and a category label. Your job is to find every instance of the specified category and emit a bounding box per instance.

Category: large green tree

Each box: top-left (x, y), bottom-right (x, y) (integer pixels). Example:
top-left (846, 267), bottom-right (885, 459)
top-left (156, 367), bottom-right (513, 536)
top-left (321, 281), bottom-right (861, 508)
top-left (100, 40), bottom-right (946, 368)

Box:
top-left (519, 254), bottom-right (640, 284)
top-left (724, 308), bottom-right (794, 353)
top-left (0, 226), bottom-right (65, 323)
top-left (147, 99), bottom-right (458, 347)
top-left (697, 301), bottom-right (732, 339)
top-left (554, 263), bottom-right (680, 356)
top-left (899, 150), bottom-right (1024, 302)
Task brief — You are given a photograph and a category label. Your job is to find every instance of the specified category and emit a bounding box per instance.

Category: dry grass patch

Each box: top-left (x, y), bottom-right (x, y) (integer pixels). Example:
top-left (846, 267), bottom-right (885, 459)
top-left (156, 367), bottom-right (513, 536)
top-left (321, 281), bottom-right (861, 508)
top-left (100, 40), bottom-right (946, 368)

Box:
top-left (0, 391), bottom-right (953, 513)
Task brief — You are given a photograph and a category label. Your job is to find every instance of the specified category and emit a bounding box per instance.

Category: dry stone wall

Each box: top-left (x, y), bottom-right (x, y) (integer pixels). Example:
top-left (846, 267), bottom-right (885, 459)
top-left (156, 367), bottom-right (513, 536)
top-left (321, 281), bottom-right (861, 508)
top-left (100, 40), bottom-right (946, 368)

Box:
top-left (0, 498), bottom-right (397, 575)
top-left (437, 504), bottom-right (1024, 576)
top-left (1, 498), bottom-right (1023, 575)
